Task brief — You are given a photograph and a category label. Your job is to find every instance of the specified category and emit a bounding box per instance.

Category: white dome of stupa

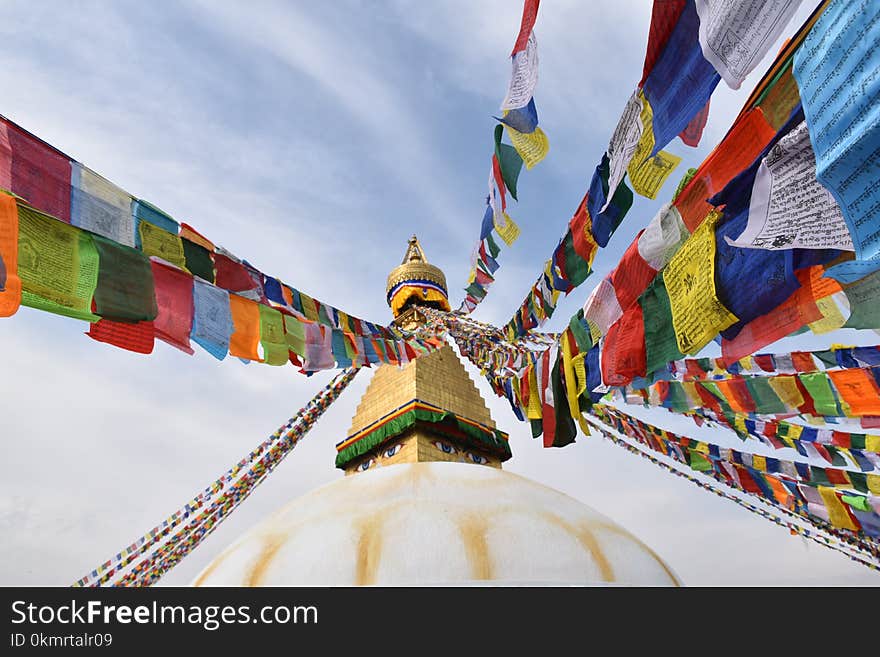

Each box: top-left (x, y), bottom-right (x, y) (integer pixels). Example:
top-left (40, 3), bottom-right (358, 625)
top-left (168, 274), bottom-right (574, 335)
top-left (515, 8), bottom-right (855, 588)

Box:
top-left (192, 462), bottom-right (680, 586)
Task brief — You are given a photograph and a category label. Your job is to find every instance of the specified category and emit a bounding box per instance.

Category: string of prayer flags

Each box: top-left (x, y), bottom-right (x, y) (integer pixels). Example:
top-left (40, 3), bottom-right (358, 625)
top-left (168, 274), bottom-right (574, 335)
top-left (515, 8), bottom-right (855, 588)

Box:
top-left (75, 368), bottom-right (360, 587)
top-left (0, 116), bottom-right (443, 372)
top-left (455, 0), bottom-right (547, 314)
top-left (591, 412), bottom-right (880, 569)
top-left (594, 405), bottom-right (880, 547)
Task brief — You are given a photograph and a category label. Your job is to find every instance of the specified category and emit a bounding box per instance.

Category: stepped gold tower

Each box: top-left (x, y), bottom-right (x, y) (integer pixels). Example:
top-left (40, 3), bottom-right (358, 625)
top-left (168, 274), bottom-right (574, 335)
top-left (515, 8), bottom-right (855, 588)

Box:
top-left (335, 236), bottom-right (511, 475)
top-left (193, 238), bottom-right (679, 586)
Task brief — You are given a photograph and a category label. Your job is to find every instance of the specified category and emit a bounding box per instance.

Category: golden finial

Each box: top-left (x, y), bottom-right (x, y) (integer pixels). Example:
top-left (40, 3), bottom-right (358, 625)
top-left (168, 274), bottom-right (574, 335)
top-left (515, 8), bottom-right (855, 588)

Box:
top-left (386, 236), bottom-right (450, 317)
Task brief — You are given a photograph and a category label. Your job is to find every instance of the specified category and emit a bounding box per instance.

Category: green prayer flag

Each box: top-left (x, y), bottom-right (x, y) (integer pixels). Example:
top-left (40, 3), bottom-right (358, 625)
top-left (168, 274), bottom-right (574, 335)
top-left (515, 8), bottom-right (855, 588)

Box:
top-left (841, 493), bottom-right (872, 512)
top-left (182, 238), bottom-right (215, 283)
top-left (92, 234), bottom-right (157, 322)
top-left (568, 310), bottom-right (593, 352)
top-left (824, 445), bottom-right (848, 467)
top-left (672, 168), bottom-right (698, 202)
top-left (665, 382), bottom-right (692, 413)
top-left (465, 282), bottom-right (487, 300)
top-left (639, 274), bottom-right (684, 376)
top-left (283, 314), bottom-right (306, 357)
top-left (843, 269), bottom-right (880, 329)
top-left (847, 471), bottom-right (868, 493)
top-left (259, 304), bottom-right (288, 366)
top-left (687, 448), bottom-right (713, 472)
top-left (485, 233), bottom-right (501, 259)
top-left (493, 124), bottom-right (523, 201)
top-left (798, 372), bottom-right (842, 416)
top-left (560, 231), bottom-right (591, 288)
top-left (813, 350), bottom-right (838, 368)
top-left (744, 376), bottom-right (786, 415)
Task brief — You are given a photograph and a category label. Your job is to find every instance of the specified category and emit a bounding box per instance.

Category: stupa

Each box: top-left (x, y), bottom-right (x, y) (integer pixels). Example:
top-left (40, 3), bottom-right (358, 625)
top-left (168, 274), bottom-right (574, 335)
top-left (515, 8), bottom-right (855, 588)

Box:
top-left (193, 237), bottom-right (680, 586)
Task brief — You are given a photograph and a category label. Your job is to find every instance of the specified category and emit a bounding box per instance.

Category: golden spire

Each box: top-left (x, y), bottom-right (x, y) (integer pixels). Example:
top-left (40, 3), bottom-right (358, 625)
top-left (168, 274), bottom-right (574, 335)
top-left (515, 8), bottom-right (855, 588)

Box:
top-left (401, 234), bottom-right (427, 264)
top-left (385, 235), bottom-right (450, 318)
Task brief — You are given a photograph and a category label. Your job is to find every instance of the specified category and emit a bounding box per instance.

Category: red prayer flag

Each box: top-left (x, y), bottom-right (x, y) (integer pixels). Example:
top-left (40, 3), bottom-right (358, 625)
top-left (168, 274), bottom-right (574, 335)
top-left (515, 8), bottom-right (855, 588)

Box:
top-left (151, 261), bottom-right (194, 354)
top-left (601, 304), bottom-right (646, 386)
top-left (213, 253), bottom-right (256, 292)
top-left (679, 99), bottom-right (710, 147)
top-left (0, 118), bottom-right (71, 222)
top-left (610, 234), bottom-right (657, 311)
top-left (87, 319), bottom-right (155, 354)
top-left (511, 0), bottom-right (540, 55)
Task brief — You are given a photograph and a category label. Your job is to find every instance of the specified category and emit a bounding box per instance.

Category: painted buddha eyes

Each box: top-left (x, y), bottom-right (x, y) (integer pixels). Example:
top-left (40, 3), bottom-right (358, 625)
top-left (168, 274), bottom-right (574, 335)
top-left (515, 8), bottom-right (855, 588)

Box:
top-left (357, 458), bottom-right (375, 472)
top-left (467, 452), bottom-right (488, 465)
top-left (383, 443), bottom-right (403, 458)
top-left (433, 440), bottom-right (456, 454)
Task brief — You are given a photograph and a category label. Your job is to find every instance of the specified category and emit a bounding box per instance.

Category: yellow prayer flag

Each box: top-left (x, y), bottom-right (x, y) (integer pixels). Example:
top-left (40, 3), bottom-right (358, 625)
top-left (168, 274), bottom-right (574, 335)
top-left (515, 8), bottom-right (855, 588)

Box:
top-left (866, 435), bottom-right (880, 453)
top-left (138, 221), bottom-right (186, 270)
top-left (808, 292), bottom-right (849, 334)
top-left (625, 91), bottom-right (681, 199)
top-left (504, 125), bottom-right (549, 169)
top-left (527, 366), bottom-right (542, 420)
top-left (665, 210), bottom-right (738, 354)
top-left (767, 376), bottom-right (804, 410)
top-left (572, 352), bottom-right (588, 396)
top-left (818, 486), bottom-right (858, 530)
top-left (628, 90), bottom-right (655, 173)
top-left (493, 212), bottom-right (521, 246)
top-left (629, 151), bottom-right (682, 200)
top-left (867, 474), bottom-right (880, 494)
top-left (752, 454), bottom-right (767, 472)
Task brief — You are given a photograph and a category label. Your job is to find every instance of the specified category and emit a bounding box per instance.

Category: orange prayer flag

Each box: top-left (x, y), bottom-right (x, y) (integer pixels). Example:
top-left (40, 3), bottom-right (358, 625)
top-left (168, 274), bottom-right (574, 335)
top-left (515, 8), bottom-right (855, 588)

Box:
top-left (179, 222), bottom-right (215, 252)
top-left (795, 265), bottom-right (843, 301)
top-left (228, 294), bottom-right (262, 361)
top-left (675, 108), bottom-right (776, 231)
top-left (0, 193), bottom-right (21, 317)
top-left (714, 379), bottom-right (755, 414)
top-left (828, 369), bottom-right (880, 417)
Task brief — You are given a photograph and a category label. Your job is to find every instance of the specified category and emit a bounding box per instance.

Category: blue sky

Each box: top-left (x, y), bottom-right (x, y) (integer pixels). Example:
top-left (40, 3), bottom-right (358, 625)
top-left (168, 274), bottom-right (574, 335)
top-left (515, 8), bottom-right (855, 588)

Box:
top-left (1, 0), bottom-right (877, 585)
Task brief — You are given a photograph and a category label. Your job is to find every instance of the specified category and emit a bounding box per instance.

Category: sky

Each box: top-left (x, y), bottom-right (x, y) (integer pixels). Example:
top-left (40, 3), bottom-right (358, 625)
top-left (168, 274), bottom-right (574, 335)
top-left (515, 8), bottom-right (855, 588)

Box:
top-left (1, 0), bottom-right (878, 586)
